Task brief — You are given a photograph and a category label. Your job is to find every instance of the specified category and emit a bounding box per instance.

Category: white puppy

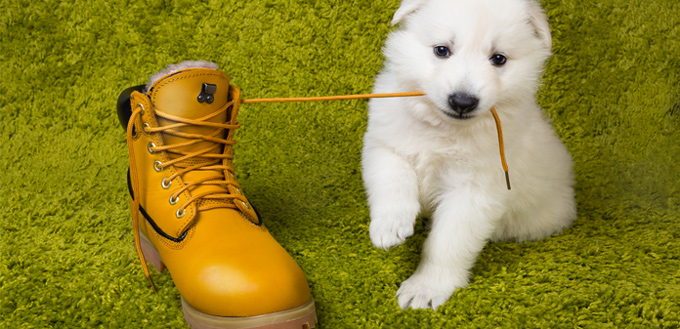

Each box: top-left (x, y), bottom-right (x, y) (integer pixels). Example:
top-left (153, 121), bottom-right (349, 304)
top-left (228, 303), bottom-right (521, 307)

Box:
top-left (362, 0), bottom-right (576, 310)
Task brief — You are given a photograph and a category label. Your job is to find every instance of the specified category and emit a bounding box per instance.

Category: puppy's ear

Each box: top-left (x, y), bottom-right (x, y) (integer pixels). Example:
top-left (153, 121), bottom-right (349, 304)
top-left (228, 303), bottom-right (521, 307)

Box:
top-left (526, 0), bottom-right (552, 51)
top-left (391, 0), bottom-right (427, 26)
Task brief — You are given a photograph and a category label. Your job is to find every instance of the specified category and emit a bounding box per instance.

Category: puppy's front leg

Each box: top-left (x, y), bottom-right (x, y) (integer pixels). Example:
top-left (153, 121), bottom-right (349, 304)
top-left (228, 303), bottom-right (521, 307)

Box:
top-left (396, 189), bottom-right (502, 310)
top-left (362, 144), bottom-right (420, 250)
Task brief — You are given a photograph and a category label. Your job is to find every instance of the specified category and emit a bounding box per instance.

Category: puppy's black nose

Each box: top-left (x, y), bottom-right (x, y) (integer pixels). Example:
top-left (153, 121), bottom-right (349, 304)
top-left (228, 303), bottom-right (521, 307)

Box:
top-left (448, 93), bottom-right (479, 114)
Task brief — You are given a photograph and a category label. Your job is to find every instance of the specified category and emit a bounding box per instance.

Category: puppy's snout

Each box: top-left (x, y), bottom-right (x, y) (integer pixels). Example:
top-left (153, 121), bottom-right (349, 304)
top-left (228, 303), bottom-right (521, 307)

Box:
top-left (448, 93), bottom-right (479, 114)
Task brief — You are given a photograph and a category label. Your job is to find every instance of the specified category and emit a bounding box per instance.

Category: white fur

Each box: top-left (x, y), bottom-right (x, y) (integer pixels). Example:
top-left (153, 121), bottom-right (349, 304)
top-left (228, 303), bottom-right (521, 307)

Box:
top-left (146, 60), bottom-right (219, 91)
top-left (362, 0), bottom-right (576, 310)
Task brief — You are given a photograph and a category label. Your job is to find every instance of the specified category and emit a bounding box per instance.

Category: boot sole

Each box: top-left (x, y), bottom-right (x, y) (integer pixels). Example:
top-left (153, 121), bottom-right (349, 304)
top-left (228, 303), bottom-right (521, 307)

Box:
top-left (182, 297), bottom-right (317, 329)
top-left (138, 230), bottom-right (318, 329)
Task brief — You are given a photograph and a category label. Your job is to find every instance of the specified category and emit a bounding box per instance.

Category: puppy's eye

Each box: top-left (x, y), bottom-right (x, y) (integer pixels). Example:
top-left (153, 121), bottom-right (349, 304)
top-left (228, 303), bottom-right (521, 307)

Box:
top-left (434, 46), bottom-right (451, 58)
top-left (490, 54), bottom-right (507, 66)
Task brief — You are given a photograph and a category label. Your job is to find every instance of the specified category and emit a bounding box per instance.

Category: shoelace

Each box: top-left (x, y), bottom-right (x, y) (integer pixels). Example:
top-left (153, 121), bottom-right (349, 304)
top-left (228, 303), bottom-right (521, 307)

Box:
top-left (490, 106), bottom-right (511, 190)
top-left (126, 97), bottom-right (246, 291)
top-left (244, 92), bottom-right (511, 190)
top-left (127, 90), bottom-right (510, 290)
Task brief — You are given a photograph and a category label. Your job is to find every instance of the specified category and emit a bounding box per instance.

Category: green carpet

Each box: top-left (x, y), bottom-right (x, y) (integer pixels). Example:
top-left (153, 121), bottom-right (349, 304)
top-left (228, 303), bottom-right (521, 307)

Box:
top-left (1, 0), bottom-right (679, 327)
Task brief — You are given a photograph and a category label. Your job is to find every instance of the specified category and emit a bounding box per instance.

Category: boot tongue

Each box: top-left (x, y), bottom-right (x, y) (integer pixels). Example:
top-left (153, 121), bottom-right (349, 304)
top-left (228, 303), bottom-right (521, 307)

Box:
top-left (147, 68), bottom-right (232, 165)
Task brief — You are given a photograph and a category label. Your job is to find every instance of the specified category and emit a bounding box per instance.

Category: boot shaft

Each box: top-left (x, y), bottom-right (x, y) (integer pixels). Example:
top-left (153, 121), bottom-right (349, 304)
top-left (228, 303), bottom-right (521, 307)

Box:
top-left (120, 67), bottom-right (258, 241)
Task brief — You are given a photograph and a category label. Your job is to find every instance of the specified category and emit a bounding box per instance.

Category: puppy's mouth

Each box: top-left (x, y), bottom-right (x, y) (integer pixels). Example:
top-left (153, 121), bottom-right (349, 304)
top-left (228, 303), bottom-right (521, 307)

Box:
top-left (441, 110), bottom-right (476, 120)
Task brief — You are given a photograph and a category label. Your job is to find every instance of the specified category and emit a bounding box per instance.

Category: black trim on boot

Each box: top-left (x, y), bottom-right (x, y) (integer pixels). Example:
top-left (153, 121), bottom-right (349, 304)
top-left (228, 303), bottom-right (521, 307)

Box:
top-left (117, 85), bottom-right (146, 130)
top-left (127, 168), bottom-right (189, 243)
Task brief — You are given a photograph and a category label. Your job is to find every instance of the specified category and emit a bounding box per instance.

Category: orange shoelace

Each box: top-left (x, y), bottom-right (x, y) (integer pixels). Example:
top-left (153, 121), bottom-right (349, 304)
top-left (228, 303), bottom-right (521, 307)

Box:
top-left (127, 90), bottom-right (510, 290)
top-left (240, 91), bottom-right (428, 104)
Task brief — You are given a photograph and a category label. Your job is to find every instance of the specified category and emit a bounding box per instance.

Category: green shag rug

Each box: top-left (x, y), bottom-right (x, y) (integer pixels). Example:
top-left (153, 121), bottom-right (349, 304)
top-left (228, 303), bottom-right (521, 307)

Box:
top-left (1, 0), bottom-right (679, 327)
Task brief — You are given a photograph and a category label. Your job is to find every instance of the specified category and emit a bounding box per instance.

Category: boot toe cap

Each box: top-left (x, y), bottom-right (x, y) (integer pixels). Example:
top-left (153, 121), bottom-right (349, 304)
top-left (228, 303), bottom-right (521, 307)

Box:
top-left (180, 257), bottom-right (311, 317)
top-left (160, 214), bottom-right (312, 318)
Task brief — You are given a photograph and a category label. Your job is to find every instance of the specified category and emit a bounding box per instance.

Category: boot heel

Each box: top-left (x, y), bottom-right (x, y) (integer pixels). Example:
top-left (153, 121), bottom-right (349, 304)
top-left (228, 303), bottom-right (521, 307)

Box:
top-left (139, 231), bottom-right (166, 272)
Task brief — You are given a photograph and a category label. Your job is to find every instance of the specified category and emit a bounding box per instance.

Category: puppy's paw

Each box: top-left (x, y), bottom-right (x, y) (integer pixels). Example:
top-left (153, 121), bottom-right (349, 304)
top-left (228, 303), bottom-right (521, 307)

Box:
top-left (369, 214), bottom-right (415, 250)
top-left (396, 273), bottom-right (461, 310)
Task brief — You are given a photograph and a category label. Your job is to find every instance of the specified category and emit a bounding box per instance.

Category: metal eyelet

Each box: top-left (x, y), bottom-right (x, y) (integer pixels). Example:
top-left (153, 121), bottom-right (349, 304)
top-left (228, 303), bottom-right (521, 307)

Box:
top-left (228, 172), bottom-right (236, 180)
top-left (169, 195), bottom-right (179, 205)
top-left (235, 187), bottom-right (242, 195)
top-left (153, 160), bottom-right (164, 172)
top-left (240, 200), bottom-right (251, 209)
top-left (147, 142), bottom-right (156, 154)
top-left (161, 177), bottom-right (172, 189)
top-left (137, 103), bottom-right (145, 115)
top-left (143, 123), bottom-right (151, 133)
top-left (176, 208), bottom-right (186, 218)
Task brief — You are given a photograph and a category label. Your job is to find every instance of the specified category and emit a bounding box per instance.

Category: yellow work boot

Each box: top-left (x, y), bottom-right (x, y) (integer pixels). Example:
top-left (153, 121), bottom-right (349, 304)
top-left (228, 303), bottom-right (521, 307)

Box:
top-left (116, 61), bottom-right (317, 329)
